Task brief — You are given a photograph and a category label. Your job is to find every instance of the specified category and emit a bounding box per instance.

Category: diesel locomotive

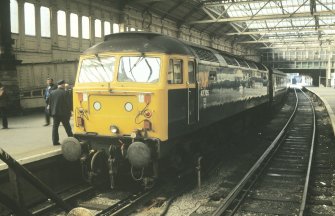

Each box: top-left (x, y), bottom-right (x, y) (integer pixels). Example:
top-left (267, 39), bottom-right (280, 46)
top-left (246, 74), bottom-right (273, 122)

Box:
top-left (61, 32), bottom-right (288, 188)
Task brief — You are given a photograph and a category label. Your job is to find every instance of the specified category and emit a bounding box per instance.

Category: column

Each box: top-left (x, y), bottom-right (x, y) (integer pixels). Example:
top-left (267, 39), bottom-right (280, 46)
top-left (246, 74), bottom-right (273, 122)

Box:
top-left (89, 15), bottom-right (95, 46)
top-left (78, 7), bottom-right (82, 50)
top-left (66, 10), bottom-right (71, 50)
top-left (35, 0), bottom-right (41, 52)
top-left (17, 0), bottom-right (25, 48)
top-left (0, 0), bottom-right (20, 110)
top-left (0, 0), bottom-right (12, 58)
top-left (50, 2), bottom-right (58, 47)
top-left (327, 47), bottom-right (331, 87)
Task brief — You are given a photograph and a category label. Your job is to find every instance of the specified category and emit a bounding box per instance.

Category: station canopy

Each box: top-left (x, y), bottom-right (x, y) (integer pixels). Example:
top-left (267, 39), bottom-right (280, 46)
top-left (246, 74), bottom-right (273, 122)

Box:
top-left (121, 0), bottom-right (335, 51)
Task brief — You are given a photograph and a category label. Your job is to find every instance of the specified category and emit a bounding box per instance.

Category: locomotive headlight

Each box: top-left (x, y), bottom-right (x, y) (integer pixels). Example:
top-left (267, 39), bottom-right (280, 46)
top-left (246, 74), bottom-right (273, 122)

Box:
top-left (124, 102), bottom-right (133, 112)
top-left (110, 125), bottom-right (119, 134)
top-left (93, 101), bottom-right (102, 111)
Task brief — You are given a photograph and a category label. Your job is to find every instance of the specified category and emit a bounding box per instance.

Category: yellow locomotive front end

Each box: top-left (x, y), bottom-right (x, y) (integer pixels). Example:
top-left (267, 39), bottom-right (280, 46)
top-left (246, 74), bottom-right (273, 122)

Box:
top-left (65, 51), bottom-right (169, 188)
top-left (73, 53), bottom-right (167, 141)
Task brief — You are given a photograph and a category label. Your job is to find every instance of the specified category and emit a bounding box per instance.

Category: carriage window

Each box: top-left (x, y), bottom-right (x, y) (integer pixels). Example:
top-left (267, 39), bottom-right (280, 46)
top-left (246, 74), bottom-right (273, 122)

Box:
top-left (209, 71), bottom-right (217, 81)
top-left (78, 56), bottom-right (115, 83)
top-left (168, 59), bottom-right (183, 84)
top-left (188, 61), bottom-right (195, 84)
top-left (118, 56), bottom-right (160, 83)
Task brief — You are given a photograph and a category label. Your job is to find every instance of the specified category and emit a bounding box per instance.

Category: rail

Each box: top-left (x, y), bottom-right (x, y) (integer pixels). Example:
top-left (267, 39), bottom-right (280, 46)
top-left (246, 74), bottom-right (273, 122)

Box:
top-left (213, 88), bottom-right (316, 215)
top-left (212, 88), bottom-right (299, 216)
top-left (299, 90), bottom-right (316, 216)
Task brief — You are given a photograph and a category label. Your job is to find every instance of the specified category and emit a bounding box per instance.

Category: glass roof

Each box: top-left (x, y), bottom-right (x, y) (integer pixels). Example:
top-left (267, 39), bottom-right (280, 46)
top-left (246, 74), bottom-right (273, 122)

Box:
top-left (202, 0), bottom-right (335, 49)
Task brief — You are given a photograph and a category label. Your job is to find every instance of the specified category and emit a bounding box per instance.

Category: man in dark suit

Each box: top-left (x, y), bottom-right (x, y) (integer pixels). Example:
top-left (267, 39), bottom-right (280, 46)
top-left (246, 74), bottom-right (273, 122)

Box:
top-left (49, 80), bottom-right (73, 145)
top-left (44, 78), bottom-right (57, 126)
top-left (0, 83), bottom-right (9, 129)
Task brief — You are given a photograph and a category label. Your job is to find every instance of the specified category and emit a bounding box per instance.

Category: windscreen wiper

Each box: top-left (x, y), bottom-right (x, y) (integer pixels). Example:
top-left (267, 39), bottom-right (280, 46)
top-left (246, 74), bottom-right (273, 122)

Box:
top-left (127, 53), bottom-right (145, 81)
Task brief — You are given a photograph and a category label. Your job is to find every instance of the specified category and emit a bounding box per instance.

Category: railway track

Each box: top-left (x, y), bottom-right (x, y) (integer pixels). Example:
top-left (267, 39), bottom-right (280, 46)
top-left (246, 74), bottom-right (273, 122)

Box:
top-left (213, 88), bottom-right (316, 216)
top-left (54, 167), bottom-right (197, 216)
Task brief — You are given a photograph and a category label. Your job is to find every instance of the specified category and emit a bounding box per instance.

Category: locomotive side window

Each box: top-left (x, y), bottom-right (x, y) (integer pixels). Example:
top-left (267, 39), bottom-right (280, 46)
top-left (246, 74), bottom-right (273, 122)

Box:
top-left (188, 61), bottom-right (195, 84)
top-left (168, 59), bottom-right (183, 84)
top-left (118, 56), bottom-right (160, 83)
top-left (78, 56), bottom-right (115, 83)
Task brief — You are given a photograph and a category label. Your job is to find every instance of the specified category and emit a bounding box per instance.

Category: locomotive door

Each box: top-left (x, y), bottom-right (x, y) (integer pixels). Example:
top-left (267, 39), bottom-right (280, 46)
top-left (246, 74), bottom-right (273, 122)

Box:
top-left (187, 60), bottom-right (197, 124)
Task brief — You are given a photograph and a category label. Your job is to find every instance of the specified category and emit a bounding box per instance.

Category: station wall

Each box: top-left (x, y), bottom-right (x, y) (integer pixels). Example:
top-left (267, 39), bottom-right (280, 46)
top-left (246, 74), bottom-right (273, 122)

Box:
top-left (10, 0), bottom-right (259, 108)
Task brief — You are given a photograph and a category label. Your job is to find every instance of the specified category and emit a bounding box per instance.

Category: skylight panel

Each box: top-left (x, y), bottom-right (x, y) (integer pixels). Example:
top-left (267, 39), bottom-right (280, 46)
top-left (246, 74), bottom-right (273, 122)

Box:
top-left (293, 18), bottom-right (311, 26)
top-left (323, 29), bottom-right (335, 34)
top-left (229, 5), bottom-right (241, 17)
top-left (247, 21), bottom-right (267, 29)
top-left (316, 1), bottom-right (334, 11)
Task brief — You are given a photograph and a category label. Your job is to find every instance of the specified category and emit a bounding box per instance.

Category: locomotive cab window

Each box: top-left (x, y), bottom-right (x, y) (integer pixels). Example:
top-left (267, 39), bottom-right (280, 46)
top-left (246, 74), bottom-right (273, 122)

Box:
top-left (168, 59), bottom-right (183, 84)
top-left (118, 56), bottom-right (160, 83)
top-left (78, 56), bottom-right (115, 83)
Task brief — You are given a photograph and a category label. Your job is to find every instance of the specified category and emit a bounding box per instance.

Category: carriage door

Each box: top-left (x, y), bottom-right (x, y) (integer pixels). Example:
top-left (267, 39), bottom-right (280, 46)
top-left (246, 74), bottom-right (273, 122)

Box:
top-left (187, 60), bottom-right (197, 124)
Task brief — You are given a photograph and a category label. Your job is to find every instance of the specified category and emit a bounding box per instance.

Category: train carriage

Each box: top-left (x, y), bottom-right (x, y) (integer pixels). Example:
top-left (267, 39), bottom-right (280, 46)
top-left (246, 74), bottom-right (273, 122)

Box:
top-left (62, 32), bottom-right (287, 188)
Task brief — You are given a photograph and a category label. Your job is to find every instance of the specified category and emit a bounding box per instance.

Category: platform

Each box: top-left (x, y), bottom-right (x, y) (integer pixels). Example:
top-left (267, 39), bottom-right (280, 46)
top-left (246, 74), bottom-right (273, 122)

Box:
top-left (305, 87), bottom-right (335, 137)
top-left (0, 112), bottom-right (72, 170)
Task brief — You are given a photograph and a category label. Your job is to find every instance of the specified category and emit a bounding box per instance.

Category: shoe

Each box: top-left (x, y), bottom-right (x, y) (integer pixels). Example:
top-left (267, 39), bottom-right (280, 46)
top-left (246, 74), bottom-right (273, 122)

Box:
top-left (43, 123), bottom-right (50, 126)
top-left (2, 127), bottom-right (8, 129)
top-left (53, 143), bottom-right (61, 146)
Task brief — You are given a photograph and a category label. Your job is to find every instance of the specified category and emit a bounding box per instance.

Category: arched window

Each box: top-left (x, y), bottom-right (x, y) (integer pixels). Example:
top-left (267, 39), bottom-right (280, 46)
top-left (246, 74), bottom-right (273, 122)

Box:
top-left (24, 2), bottom-right (35, 36)
top-left (104, 21), bottom-right (111, 35)
top-left (40, 6), bottom-right (50, 37)
top-left (95, 19), bottom-right (101, 38)
top-left (82, 16), bottom-right (90, 39)
top-left (57, 10), bottom-right (66, 36)
top-left (113, 23), bottom-right (119, 33)
top-left (70, 13), bottom-right (78, 38)
top-left (10, 0), bottom-right (18, 33)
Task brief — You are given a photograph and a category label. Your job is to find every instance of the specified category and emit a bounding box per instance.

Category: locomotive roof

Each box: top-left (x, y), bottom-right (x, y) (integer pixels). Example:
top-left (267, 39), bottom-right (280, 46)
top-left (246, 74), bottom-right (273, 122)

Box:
top-left (83, 32), bottom-right (269, 72)
top-left (83, 32), bottom-right (194, 55)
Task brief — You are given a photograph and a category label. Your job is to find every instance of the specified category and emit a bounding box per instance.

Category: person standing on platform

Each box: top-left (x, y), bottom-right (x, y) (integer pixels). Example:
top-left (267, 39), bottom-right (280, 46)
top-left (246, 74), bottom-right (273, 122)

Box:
top-left (64, 83), bottom-right (73, 111)
top-left (44, 78), bottom-right (57, 126)
top-left (48, 80), bottom-right (73, 145)
top-left (0, 83), bottom-right (9, 129)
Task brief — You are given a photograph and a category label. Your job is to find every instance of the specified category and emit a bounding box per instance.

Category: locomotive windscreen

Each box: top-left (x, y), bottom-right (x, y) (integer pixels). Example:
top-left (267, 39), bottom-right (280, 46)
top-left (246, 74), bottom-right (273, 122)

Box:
top-left (78, 56), bottom-right (115, 83)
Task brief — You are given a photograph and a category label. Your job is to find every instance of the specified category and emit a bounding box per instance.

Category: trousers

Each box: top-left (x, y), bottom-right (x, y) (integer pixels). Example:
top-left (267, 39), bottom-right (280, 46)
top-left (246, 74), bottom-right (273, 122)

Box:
top-left (52, 115), bottom-right (73, 145)
top-left (0, 107), bottom-right (8, 128)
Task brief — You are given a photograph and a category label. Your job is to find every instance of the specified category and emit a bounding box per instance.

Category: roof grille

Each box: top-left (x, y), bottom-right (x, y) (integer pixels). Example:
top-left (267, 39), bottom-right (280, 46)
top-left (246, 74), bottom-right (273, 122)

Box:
top-left (235, 57), bottom-right (249, 68)
top-left (246, 60), bottom-right (258, 69)
top-left (222, 55), bottom-right (239, 66)
top-left (190, 46), bottom-right (218, 62)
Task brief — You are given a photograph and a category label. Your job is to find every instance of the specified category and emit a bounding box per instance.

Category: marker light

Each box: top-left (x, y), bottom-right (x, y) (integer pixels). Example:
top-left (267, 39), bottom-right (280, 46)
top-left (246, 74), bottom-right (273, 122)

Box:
top-left (125, 102), bottom-right (133, 112)
top-left (144, 94), bottom-right (151, 104)
top-left (93, 101), bottom-right (102, 111)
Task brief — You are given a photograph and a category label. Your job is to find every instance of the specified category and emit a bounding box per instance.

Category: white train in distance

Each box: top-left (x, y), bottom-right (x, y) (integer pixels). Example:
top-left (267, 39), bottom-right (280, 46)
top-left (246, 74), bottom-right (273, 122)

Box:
top-left (287, 73), bottom-right (313, 89)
